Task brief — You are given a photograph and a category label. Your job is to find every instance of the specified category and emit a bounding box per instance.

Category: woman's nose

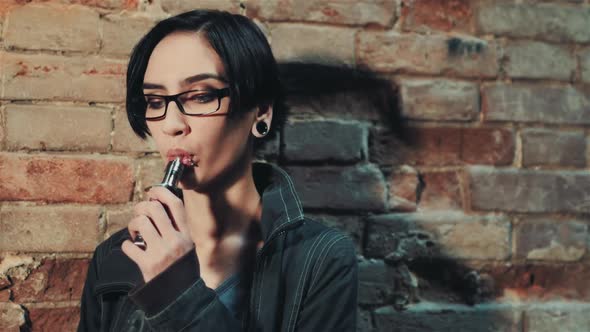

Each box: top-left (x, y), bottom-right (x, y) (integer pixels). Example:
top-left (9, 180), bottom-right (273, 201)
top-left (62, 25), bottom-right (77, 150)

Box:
top-left (161, 100), bottom-right (190, 136)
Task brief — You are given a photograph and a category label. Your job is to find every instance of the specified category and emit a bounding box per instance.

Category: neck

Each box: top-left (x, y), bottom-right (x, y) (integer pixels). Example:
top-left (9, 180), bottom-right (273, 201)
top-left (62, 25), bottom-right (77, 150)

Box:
top-left (181, 161), bottom-right (263, 249)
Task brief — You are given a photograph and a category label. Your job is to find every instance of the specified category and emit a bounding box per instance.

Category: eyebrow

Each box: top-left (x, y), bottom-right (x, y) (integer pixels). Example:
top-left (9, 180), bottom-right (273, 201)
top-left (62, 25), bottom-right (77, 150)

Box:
top-left (142, 73), bottom-right (228, 90)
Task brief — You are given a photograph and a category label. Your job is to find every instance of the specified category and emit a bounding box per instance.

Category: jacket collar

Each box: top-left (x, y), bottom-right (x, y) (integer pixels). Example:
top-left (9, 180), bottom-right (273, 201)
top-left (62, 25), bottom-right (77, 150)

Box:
top-left (94, 161), bottom-right (304, 294)
top-left (252, 161), bottom-right (305, 241)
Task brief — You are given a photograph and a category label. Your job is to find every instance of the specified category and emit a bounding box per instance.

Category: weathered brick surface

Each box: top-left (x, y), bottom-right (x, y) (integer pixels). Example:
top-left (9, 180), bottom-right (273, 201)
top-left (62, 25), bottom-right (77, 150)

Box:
top-left (388, 168), bottom-right (463, 211)
top-left (4, 104), bottom-right (111, 152)
top-left (469, 167), bottom-right (590, 213)
top-left (1, 52), bottom-right (126, 102)
top-left (283, 119), bottom-right (367, 162)
top-left (515, 218), bottom-right (587, 262)
top-left (247, 0), bottom-right (396, 27)
top-left (0, 302), bottom-right (25, 331)
top-left (483, 84), bottom-right (590, 125)
top-left (398, 78), bottom-right (479, 121)
top-left (105, 204), bottom-right (133, 238)
top-left (357, 257), bottom-right (395, 305)
top-left (286, 164), bottom-right (387, 211)
top-left (0, 204), bottom-right (101, 252)
top-left (270, 23), bottom-right (356, 65)
top-left (4, 4), bottom-right (100, 52)
top-left (136, 157), bottom-right (166, 201)
top-left (10, 258), bottom-right (90, 302)
top-left (112, 108), bottom-right (157, 153)
top-left (476, 3), bottom-right (590, 43)
top-left (101, 13), bottom-right (155, 56)
top-left (373, 303), bottom-right (522, 332)
top-left (525, 303), bottom-right (590, 332)
top-left (66, 0), bottom-right (138, 9)
top-left (357, 32), bottom-right (499, 77)
top-left (400, 0), bottom-right (474, 33)
top-left (461, 127), bottom-right (515, 165)
top-left (581, 47), bottom-right (590, 84)
top-left (482, 263), bottom-right (590, 301)
top-left (365, 212), bottom-right (511, 260)
top-left (160, 0), bottom-right (241, 14)
top-left (26, 306), bottom-right (79, 332)
top-left (504, 41), bottom-right (575, 80)
top-left (0, 153), bottom-right (134, 204)
top-left (370, 126), bottom-right (514, 166)
top-left (521, 129), bottom-right (586, 167)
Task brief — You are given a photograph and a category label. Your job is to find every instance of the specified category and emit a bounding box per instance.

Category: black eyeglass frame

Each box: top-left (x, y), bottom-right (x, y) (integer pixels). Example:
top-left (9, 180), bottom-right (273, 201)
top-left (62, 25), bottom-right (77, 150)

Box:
top-left (142, 87), bottom-right (230, 121)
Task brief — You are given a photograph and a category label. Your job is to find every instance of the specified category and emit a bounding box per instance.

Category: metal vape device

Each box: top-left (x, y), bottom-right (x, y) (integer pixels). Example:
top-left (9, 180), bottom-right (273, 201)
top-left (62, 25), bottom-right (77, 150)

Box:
top-left (133, 157), bottom-right (186, 249)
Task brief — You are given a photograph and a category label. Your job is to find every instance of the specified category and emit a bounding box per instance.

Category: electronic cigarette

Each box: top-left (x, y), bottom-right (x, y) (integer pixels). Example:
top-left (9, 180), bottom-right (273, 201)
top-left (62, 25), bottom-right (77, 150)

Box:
top-left (133, 156), bottom-right (186, 249)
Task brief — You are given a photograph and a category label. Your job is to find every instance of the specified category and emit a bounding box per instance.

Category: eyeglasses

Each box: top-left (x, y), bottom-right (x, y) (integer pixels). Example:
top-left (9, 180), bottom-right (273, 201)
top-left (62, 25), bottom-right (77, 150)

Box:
top-left (143, 88), bottom-right (230, 120)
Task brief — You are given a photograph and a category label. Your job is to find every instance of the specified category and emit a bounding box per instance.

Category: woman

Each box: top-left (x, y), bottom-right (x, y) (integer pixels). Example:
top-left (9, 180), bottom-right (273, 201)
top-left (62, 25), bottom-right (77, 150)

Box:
top-left (78, 9), bottom-right (357, 332)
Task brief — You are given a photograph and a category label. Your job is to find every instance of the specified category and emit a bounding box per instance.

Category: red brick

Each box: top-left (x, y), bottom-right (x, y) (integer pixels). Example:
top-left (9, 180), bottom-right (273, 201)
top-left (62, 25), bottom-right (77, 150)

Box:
top-left (461, 127), bottom-right (515, 165)
top-left (398, 78), bottom-right (479, 121)
top-left (247, 0), bottom-right (396, 27)
top-left (0, 153), bottom-right (134, 204)
top-left (67, 0), bottom-right (138, 9)
top-left (388, 168), bottom-right (463, 211)
top-left (418, 170), bottom-right (463, 210)
top-left (480, 263), bottom-right (590, 301)
top-left (1, 52), bottom-right (126, 102)
top-left (370, 126), bottom-right (462, 166)
top-left (4, 3), bottom-right (100, 52)
top-left (10, 258), bottom-right (89, 302)
top-left (357, 31), bottom-right (499, 77)
top-left (401, 0), bottom-right (475, 33)
top-left (0, 204), bottom-right (101, 252)
top-left (388, 166), bottom-right (419, 211)
top-left (27, 306), bottom-right (79, 332)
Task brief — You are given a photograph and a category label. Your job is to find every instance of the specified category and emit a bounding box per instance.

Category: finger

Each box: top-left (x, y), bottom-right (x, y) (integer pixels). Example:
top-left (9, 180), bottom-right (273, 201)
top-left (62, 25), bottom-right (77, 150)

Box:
top-left (128, 215), bottom-right (161, 250)
top-left (122, 239), bottom-right (146, 265)
top-left (134, 200), bottom-right (174, 238)
top-left (147, 186), bottom-right (188, 234)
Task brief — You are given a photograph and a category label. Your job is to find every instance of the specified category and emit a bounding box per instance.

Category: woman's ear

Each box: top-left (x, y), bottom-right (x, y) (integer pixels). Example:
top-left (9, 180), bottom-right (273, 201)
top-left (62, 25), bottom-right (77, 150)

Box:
top-left (251, 104), bottom-right (273, 138)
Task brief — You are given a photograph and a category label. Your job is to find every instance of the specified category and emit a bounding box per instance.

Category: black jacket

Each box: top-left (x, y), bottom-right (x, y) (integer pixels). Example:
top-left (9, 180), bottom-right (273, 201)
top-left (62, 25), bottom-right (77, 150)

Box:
top-left (77, 162), bottom-right (358, 331)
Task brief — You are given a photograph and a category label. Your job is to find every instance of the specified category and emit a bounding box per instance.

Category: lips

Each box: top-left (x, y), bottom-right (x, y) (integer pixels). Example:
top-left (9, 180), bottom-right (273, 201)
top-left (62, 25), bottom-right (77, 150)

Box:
top-left (166, 148), bottom-right (197, 166)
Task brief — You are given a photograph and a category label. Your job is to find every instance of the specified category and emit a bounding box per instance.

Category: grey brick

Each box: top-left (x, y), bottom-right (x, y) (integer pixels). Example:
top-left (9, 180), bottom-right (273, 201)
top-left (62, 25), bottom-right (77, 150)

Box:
top-left (374, 302), bottom-right (522, 332)
top-left (515, 218), bottom-right (587, 262)
top-left (526, 302), bottom-right (590, 332)
top-left (477, 3), bottom-right (590, 43)
top-left (469, 166), bottom-right (590, 213)
top-left (504, 41), bottom-right (575, 80)
top-left (286, 164), bottom-right (387, 211)
top-left (521, 129), bottom-right (586, 167)
top-left (483, 84), bottom-right (590, 125)
top-left (283, 120), bottom-right (367, 162)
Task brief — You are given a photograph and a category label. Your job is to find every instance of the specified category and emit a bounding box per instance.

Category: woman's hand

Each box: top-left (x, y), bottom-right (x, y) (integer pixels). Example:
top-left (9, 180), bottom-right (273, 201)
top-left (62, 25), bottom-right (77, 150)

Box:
top-left (121, 186), bottom-right (197, 283)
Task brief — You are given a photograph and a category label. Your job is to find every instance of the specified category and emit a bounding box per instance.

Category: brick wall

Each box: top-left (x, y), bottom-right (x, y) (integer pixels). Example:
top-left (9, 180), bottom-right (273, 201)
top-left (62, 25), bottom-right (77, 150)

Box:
top-left (0, 0), bottom-right (589, 331)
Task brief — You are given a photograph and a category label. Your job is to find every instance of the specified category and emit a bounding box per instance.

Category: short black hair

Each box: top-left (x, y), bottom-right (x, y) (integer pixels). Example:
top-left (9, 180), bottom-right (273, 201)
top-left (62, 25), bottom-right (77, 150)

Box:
top-left (126, 10), bottom-right (284, 151)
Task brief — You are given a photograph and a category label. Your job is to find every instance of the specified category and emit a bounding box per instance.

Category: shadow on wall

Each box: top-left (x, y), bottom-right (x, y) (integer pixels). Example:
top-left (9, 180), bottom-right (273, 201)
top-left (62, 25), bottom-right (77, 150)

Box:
top-left (275, 61), bottom-right (510, 331)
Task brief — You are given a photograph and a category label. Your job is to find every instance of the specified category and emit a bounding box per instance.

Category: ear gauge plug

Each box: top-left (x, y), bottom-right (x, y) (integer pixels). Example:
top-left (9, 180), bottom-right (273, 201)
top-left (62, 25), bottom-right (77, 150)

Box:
top-left (133, 157), bottom-right (186, 249)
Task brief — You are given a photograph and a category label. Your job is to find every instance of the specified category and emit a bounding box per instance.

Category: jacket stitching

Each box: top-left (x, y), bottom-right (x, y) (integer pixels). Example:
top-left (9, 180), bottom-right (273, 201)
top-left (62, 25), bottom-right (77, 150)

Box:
top-left (309, 235), bottom-right (346, 291)
top-left (274, 166), bottom-right (303, 220)
top-left (286, 229), bottom-right (331, 331)
top-left (255, 255), bottom-right (268, 321)
top-left (279, 185), bottom-right (291, 222)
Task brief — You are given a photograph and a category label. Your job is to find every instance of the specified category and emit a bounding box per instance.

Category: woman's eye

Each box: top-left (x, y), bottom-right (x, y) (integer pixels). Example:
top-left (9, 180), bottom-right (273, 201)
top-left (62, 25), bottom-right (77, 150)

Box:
top-left (187, 93), bottom-right (215, 103)
top-left (146, 98), bottom-right (165, 109)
